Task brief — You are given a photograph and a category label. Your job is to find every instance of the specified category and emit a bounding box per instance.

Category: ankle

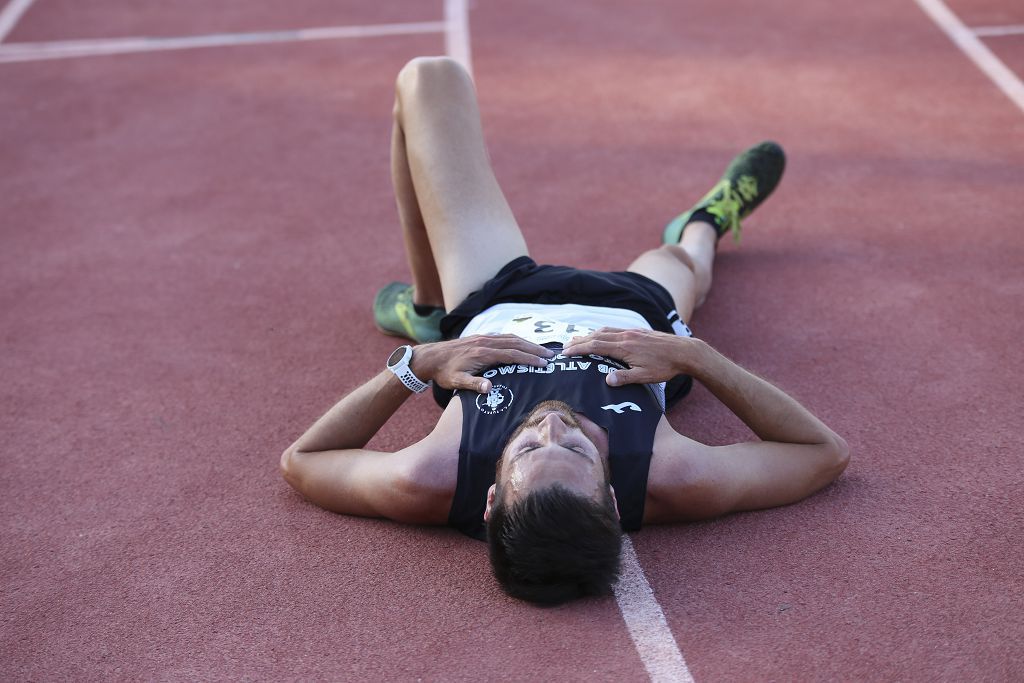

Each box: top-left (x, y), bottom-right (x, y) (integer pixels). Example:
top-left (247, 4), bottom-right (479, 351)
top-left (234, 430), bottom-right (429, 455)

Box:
top-left (410, 285), bottom-right (444, 312)
top-left (680, 220), bottom-right (719, 245)
top-left (685, 212), bottom-right (724, 238)
top-left (412, 302), bottom-right (443, 316)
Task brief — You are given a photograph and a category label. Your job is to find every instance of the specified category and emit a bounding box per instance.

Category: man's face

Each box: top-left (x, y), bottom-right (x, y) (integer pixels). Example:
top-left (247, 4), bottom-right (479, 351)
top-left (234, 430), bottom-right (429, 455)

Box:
top-left (484, 400), bottom-right (615, 520)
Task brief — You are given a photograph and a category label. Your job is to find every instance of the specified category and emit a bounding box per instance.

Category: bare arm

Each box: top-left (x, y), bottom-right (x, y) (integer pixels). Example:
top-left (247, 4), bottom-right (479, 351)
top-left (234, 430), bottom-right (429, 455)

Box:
top-left (287, 368), bottom-right (414, 455)
top-left (562, 330), bottom-right (849, 519)
top-left (280, 335), bottom-right (554, 523)
top-left (280, 375), bottom-right (458, 524)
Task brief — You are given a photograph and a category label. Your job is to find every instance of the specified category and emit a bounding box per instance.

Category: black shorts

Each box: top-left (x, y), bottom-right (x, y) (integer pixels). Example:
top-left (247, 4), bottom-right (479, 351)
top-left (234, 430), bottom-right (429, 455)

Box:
top-left (437, 256), bottom-right (693, 407)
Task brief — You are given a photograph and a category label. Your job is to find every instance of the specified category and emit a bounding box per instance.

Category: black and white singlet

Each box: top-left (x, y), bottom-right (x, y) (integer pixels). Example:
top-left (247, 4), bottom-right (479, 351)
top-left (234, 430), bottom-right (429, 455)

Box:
top-left (446, 303), bottom-right (669, 540)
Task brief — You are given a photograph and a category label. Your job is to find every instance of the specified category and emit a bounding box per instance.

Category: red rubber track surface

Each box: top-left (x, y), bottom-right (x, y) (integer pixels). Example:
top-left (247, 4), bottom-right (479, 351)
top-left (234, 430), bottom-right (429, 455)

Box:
top-left (2, 0), bottom-right (1022, 680)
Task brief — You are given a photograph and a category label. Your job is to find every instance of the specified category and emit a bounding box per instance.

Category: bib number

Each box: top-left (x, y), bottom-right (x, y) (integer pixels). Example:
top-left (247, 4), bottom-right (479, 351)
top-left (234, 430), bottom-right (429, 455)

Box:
top-left (506, 315), bottom-right (596, 345)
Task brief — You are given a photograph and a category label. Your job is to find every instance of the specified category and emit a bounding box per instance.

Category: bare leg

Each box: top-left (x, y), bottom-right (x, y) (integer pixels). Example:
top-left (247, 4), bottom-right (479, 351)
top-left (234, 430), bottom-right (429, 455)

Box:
top-left (391, 119), bottom-right (444, 308)
top-left (391, 57), bottom-right (528, 311)
top-left (626, 222), bottom-right (717, 323)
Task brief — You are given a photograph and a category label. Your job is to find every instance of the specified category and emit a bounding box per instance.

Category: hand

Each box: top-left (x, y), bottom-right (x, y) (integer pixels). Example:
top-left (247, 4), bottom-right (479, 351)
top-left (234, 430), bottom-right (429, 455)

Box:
top-left (410, 334), bottom-right (555, 394)
top-left (561, 328), bottom-right (699, 387)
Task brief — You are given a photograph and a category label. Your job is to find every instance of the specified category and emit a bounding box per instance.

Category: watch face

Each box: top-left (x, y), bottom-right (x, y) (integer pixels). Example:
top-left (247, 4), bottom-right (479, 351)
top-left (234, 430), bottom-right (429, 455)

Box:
top-left (387, 346), bottom-right (409, 368)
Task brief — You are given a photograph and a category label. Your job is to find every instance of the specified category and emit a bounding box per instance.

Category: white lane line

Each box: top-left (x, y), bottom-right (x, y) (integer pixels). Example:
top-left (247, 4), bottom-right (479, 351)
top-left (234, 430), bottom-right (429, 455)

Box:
top-left (914, 0), bottom-right (1024, 114)
top-left (0, 20), bottom-right (446, 63)
top-left (614, 537), bottom-right (695, 683)
top-left (0, 0), bottom-right (36, 43)
top-left (972, 24), bottom-right (1024, 37)
top-left (444, 0), bottom-right (473, 78)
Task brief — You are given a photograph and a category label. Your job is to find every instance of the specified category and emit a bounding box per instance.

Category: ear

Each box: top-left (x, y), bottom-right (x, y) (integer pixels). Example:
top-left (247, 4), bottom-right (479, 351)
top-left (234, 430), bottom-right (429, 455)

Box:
top-left (609, 485), bottom-right (620, 521)
top-left (483, 484), bottom-right (497, 522)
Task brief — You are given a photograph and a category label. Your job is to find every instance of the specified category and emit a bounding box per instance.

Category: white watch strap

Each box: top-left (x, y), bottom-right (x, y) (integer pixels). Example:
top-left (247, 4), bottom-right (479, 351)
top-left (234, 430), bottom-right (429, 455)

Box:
top-left (394, 366), bottom-right (430, 393)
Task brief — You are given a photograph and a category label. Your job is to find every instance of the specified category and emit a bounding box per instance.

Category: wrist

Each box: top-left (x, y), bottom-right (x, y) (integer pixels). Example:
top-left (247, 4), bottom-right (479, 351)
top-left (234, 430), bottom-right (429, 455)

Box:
top-left (407, 342), bottom-right (438, 382)
top-left (386, 344), bottom-right (431, 393)
top-left (673, 336), bottom-right (711, 376)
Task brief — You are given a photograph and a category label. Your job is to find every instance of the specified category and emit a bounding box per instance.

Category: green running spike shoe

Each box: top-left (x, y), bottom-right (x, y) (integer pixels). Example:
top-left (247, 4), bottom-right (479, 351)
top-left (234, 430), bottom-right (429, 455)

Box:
top-left (663, 141), bottom-right (786, 244)
top-left (373, 282), bottom-right (445, 343)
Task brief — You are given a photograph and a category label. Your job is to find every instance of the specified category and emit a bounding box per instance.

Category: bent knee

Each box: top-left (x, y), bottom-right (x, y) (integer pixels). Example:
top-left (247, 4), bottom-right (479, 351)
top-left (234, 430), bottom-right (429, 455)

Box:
top-left (657, 244), bottom-right (698, 274)
top-left (656, 244), bottom-right (712, 303)
top-left (395, 56), bottom-right (472, 101)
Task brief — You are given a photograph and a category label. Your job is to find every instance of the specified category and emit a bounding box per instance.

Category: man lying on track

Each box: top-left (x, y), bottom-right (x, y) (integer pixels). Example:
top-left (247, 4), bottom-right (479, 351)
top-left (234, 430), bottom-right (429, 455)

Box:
top-left (280, 56), bottom-right (849, 605)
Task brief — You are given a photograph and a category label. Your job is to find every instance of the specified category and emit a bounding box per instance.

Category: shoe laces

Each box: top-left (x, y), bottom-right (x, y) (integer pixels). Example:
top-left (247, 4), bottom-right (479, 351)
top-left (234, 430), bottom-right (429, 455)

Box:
top-left (736, 175), bottom-right (758, 203)
top-left (705, 175), bottom-right (759, 242)
top-left (704, 180), bottom-right (745, 242)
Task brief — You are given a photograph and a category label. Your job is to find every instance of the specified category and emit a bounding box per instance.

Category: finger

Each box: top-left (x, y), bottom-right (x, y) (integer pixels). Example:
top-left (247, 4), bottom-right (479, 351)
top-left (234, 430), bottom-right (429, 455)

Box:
top-left (483, 335), bottom-right (556, 357)
top-left (560, 341), bottom-right (587, 356)
top-left (563, 329), bottom-right (631, 353)
top-left (573, 328), bottom-right (627, 342)
top-left (561, 339), bottom-right (622, 358)
top-left (561, 343), bottom-right (582, 356)
top-left (436, 370), bottom-right (491, 393)
top-left (465, 333), bottom-right (552, 357)
top-left (440, 371), bottom-right (492, 393)
top-left (563, 336), bottom-right (591, 353)
top-left (607, 368), bottom-right (646, 387)
top-left (480, 348), bottom-right (552, 368)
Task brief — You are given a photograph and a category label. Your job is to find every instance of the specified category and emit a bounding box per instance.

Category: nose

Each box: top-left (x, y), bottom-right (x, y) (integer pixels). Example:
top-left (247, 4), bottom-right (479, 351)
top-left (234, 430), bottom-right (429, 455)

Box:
top-left (538, 412), bottom-right (570, 440)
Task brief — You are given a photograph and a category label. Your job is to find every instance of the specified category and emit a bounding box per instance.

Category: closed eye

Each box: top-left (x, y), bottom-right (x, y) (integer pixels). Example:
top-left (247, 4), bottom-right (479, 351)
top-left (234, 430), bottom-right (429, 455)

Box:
top-left (517, 441), bottom-right (586, 453)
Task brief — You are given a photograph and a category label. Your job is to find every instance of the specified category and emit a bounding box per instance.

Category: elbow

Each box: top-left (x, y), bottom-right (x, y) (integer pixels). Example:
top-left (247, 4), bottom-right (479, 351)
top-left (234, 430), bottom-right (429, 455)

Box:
top-left (280, 445), bottom-right (302, 486)
top-left (827, 434), bottom-right (851, 479)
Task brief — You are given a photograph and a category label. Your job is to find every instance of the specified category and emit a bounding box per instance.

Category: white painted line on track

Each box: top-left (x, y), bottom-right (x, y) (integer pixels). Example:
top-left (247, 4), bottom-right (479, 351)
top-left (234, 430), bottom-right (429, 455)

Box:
top-left (914, 0), bottom-right (1024, 115)
top-left (0, 20), bottom-right (446, 63)
top-left (444, 0), bottom-right (473, 78)
top-left (614, 537), bottom-right (695, 683)
top-left (0, 0), bottom-right (36, 43)
top-left (972, 24), bottom-right (1024, 38)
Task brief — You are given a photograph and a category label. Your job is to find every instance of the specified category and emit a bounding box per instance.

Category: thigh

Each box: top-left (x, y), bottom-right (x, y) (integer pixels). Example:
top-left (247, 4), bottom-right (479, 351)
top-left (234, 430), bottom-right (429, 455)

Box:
top-left (395, 57), bottom-right (528, 309)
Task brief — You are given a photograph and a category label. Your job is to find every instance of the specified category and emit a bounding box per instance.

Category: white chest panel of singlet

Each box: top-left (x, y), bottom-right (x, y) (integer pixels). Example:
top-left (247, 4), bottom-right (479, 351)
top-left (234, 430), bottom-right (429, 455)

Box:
top-left (460, 303), bottom-right (653, 345)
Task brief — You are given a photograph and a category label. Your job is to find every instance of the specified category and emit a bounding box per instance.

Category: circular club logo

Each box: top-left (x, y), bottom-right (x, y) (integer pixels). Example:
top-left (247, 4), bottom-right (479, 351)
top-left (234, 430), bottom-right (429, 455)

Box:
top-left (476, 384), bottom-right (514, 415)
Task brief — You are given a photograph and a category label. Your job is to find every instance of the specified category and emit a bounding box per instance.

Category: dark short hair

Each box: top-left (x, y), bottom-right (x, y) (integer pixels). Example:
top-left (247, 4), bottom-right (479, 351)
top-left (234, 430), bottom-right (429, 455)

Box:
top-left (486, 484), bottom-right (622, 605)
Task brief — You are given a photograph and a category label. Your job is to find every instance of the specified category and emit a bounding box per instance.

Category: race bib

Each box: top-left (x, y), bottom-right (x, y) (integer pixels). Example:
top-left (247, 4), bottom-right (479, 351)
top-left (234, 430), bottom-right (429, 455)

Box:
top-left (500, 313), bottom-right (598, 345)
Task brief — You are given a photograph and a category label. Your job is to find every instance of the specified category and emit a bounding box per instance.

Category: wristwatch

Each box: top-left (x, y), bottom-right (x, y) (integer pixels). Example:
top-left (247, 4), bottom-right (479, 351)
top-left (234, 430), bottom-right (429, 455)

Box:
top-left (386, 345), bottom-right (430, 393)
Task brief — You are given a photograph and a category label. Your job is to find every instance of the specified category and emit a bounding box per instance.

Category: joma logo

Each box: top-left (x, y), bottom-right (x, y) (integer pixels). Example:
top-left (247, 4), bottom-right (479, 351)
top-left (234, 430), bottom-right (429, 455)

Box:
top-left (601, 402), bottom-right (641, 414)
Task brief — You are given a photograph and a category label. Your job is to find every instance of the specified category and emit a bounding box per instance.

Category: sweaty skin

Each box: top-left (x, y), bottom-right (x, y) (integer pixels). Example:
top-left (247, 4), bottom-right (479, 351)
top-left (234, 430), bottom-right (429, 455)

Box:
top-left (282, 330), bottom-right (848, 527)
top-left (282, 58), bottom-right (848, 531)
top-left (484, 400), bottom-right (616, 522)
